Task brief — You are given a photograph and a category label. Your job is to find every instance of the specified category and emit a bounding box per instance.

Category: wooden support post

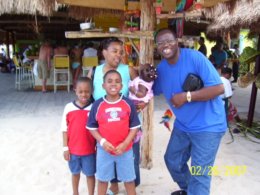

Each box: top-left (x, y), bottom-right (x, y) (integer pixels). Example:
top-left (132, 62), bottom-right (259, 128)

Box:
top-left (226, 31), bottom-right (231, 49)
top-left (140, 0), bottom-right (155, 169)
top-left (11, 32), bottom-right (15, 54)
top-left (247, 34), bottom-right (260, 127)
top-left (5, 31), bottom-right (10, 58)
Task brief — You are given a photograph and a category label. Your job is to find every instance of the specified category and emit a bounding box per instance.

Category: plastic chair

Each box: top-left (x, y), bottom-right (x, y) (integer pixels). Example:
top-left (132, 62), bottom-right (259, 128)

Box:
top-left (23, 61), bottom-right (34, 88)
top-left (53, 55), bottom-right (70, 92)
top-left (82, 56), bottom-right (98, 76)
top-left (13, 55), bottom-right (23, 90)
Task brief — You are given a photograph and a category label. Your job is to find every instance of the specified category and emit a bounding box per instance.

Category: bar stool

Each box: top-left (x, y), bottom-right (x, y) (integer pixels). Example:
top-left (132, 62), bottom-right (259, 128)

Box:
top-left (23, 62), bottom-right (34, 88)
top-left (53, 55), bottom-right (70, 93)
top-left (82, 56), bottom-right (98, 76)
top-left (13, 56), bottom-right (23, 90)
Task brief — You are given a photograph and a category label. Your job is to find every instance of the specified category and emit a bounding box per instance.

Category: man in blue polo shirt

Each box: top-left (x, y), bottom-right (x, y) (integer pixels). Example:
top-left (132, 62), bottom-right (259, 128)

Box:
top-left (153, 28), bottom-right (227, 195)
top-left (212, 41), bottom-right (228, 69)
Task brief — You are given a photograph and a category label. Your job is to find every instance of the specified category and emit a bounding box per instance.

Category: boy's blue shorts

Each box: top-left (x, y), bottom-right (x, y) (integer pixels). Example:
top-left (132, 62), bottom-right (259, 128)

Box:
top-left (68, 154), bottom-right (96, 176)
top-left (96, 144), bottom-right (136, 182)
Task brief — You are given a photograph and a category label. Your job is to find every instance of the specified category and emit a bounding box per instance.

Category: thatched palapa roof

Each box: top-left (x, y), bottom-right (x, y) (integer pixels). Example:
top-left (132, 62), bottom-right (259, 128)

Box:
top-left (205, 0), bottom-right (260, 33)
top-left (0, 0), bottom-right (56, 16)
top-left (68, 6), bottom-right (123, 21)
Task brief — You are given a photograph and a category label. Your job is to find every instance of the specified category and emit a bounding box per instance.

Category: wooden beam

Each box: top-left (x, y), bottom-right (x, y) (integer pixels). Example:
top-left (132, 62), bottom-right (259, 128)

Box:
top-left (157, 10), bottom-right (202, 19)
top-left (57, 0), bottom-right (233, 11)
top-left (65, 31), bottom-right (154, 39)
top-left (2, 24), bottom-right (78, 30)
top-left (57, 0), bottom-right (139, 10)
top-left (5, 31), bottom-right (10, 58)
top-left (57, 0), bottom-right (176, 11)
top-left (0, 20), bottom-right (78, 24)
top-left (11, 32), bottom-right (15, 53)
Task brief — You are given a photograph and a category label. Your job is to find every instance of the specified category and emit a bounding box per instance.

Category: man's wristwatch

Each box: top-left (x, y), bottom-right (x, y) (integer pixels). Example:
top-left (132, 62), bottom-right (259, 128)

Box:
top-left (186, 91), bottom-right (192, 102)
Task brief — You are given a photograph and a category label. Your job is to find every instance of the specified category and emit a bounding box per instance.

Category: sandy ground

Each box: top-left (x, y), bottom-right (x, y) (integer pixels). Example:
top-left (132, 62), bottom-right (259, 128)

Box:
top-left (0, 72), bottom-right (260, 195)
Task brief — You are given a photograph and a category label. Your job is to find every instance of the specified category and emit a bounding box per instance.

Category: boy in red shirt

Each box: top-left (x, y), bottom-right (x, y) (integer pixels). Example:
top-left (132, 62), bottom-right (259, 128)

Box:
top-left (87, 70), bottom-right (141, 195)
top-left (61, 77), bottom-right (96, 195)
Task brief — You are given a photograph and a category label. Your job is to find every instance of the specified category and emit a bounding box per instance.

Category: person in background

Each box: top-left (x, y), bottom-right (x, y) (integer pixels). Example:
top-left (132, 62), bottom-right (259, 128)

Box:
top-left (212, 41), bottom-right (228, 69)
top-left (6, 55), bottom-right (16, 72)
top-left (87, 70), bottom-right (140, 195)
top-left (38, 40), bottom-right (53, 92)
top-left (208, 54), bottom-right (217, 68)
top-left (0, 48), bottom-right (6, 58)
top-left (0, 54), bottom-right (8, 73)
top-left (219, 67), bottom-right (233, 110)
top-left (22, 45), bottom-right (33, 64)
top-left (223, 44), bottom-right (234, 59)
top-left (153, 28), bottom-right (226, 195)
top-left (198, 37), bottom-right (207, 56)
top-left (220, 67), bottom-right (241, 133)
top-left (234, 44), bottom-right (240, 56)
top-left (70, 44), bottom-right (83, 90)
top-left (232, 44), bottom-right (240, 83)
top-left (97, 43), bottom-right (105, 64)
top-left (61, 77), bottom-right (96, 195)
top-left (83, 42), bottom-right (97, 57)
top-left (54, 42), bottom-right (68, 56)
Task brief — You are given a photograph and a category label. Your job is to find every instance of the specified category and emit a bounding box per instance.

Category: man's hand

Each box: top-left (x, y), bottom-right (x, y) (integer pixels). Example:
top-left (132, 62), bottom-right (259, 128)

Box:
top-left (63, 150), bottom-right (70, 161)
top-left (171, 92), bottom-right (187, 108)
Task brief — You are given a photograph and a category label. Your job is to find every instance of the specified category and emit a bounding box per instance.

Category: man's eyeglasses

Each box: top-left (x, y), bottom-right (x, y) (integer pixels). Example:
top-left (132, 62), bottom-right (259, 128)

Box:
top-left (155, 39), bottom-right (176, 48)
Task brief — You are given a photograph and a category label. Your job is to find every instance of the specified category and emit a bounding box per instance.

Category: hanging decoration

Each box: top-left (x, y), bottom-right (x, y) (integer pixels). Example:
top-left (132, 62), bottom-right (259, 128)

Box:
top-left (122, 0), bottom-right (140, 66)
top-left (124, 10), bottom-right (141, 32)
top-left (174, 0), bottom-right (194, 38)
top-left (154, 0), bottom-right (163, 15)
top-left (194, 0), bottom-right (202, 10)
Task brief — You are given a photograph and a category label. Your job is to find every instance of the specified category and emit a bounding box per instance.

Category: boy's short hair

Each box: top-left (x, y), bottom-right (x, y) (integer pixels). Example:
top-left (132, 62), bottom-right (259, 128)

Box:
top-left (221, 67), bottom-right (232, 75)
top-left (76, 77), bottom-right (93, 89)
top-left (103, 70), bottom-right (122, 82)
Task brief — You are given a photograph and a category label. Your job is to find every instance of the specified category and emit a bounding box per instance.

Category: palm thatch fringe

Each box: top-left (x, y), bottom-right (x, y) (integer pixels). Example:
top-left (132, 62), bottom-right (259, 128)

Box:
top-left (206, 0), bottom-right (260, 33)
top-left (68, 6), bottom-right (123, 21)
top-left (204, 1), bottom-right (237, 19)
top-left (206, 27), bottom-right (240, 41)
top-left (225, 0), bottom-right (238, 14)
top-left (204, 0), bottom-right (255, 19)
top-left (0, 0), bottom-right (56, 16)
